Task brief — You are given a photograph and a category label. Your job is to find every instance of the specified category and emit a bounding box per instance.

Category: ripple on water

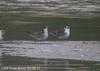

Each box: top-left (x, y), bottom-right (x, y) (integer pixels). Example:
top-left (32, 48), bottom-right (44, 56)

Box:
top-left (0, 41), bottom-right (100, 62)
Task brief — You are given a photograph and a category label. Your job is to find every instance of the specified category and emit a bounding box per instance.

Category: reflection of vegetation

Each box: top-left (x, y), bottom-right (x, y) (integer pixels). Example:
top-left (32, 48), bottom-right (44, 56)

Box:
top-left (1, 55), bottom-right (100, 71)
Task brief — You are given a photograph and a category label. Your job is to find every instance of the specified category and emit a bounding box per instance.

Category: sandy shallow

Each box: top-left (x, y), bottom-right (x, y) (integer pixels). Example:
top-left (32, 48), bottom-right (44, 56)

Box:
top-left (0, 41), bottom-right (100, 61)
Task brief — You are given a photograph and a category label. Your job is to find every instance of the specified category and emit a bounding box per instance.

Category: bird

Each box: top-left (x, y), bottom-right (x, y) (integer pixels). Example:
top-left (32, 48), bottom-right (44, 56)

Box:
top-left (51, 26), bottom-right (70, 39)
top-left (27, 26), bottom-right (48, 40)
top-left (0, 29), bottom-right (5, 40)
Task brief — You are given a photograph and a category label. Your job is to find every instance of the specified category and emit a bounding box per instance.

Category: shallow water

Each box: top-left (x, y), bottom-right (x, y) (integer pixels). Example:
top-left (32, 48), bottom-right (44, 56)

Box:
top-left (0, 41), bottom-right (100, 61)
top-left (0, 0), bottom-right (100, 40)
top-left (0, 41), bottom-right (100, 71)
top-left (0, 0), bottom-right (100, 71)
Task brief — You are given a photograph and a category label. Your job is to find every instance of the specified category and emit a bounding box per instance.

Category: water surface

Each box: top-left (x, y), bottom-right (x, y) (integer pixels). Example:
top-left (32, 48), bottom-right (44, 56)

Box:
top-left (0, 0), bottom-right (100, 71)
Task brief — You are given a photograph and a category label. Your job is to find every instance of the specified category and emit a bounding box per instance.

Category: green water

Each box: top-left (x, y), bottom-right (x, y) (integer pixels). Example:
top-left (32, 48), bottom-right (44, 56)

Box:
top-left (0, 0), bottom-right (100, 71)
top-left (1, 15), bottom-right (100, 71)
top-left (0, 16), bottom-right (100, 40)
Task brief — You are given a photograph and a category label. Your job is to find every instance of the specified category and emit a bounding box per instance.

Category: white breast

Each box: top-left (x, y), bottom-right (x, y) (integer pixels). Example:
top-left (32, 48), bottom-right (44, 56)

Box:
top-left (0, 30), bottom-right (4, 40)
top-left (64, 28), bottom-right (70, 37)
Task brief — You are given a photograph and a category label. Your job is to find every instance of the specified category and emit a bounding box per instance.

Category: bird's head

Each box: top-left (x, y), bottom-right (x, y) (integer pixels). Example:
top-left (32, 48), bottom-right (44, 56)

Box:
top-left (0, 29), bottom-right (5, 35)
top-left (42, 26), bottom-right (48, 37)
top-left (64, 26), bottom-right (70, 33)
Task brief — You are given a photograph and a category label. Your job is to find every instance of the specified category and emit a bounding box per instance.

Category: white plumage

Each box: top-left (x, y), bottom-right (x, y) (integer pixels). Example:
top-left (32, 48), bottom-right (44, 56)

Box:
top-left (28, 26), bottom-right (48, 40)
top-left (51, 26), bottom-right (70, 39)
top-left (0, 30), bottom-right (5, 40)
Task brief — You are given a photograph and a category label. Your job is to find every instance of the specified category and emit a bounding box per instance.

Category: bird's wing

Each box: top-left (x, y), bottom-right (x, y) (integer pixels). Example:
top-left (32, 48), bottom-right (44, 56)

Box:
top-left (50, 31), bottom-right (65, 36)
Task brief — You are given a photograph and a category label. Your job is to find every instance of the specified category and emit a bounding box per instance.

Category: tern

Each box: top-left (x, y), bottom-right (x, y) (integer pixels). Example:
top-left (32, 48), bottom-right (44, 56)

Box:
top-left (0, 29), bottom-right (5, 40)
top-left (27, 26), bottom-right (48, 40)
top-left (51, 26), bottom-right (70, 39)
